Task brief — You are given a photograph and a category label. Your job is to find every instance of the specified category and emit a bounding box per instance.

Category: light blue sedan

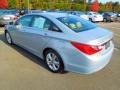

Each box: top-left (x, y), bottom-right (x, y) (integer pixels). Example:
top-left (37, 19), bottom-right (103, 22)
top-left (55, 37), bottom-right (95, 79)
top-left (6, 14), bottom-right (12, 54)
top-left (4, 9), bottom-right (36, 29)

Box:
top-left (5, 13), bottom-right (114, 74)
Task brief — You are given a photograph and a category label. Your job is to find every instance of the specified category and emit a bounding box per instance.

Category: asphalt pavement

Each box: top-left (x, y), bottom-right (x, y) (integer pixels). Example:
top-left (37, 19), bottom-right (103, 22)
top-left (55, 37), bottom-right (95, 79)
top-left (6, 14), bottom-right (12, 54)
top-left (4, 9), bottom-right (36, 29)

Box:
top-left (97, 22), bottom-right (120, 50)
top-left (0, 22), bottom-right (120, 90)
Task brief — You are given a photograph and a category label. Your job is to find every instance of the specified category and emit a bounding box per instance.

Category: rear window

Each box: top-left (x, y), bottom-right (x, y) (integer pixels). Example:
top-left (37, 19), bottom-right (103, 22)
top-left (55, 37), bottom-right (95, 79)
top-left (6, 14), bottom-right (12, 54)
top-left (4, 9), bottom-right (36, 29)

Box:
top-left (106, 12), bottom-right (115, 15)
top-left (57, 16), bottom-right (97, 32)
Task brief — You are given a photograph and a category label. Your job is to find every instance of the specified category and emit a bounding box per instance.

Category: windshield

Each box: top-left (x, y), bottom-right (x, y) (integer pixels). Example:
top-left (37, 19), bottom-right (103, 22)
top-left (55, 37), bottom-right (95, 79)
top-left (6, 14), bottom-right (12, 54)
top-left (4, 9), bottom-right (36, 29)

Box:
top-left (57, 16), bottom-right (97, 32)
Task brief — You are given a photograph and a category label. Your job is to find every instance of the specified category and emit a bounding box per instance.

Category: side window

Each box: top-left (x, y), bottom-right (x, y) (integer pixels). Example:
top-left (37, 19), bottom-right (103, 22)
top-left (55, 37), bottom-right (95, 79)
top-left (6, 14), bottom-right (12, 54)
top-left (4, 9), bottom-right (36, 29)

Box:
top-left (51, 24), bottom-right (61, 32)
top-left (32, 16), bottom-right (46, 29)
top-left (31, 15), bottom-right (61, 32)
top-left (106, 13), bottom-right (109, 16)
top-left (15, 15), bottom-right (33, 27)
top-left (44, 19), bottom-right (61, 32)
top-left (44, 19), bottom-right (52, 30)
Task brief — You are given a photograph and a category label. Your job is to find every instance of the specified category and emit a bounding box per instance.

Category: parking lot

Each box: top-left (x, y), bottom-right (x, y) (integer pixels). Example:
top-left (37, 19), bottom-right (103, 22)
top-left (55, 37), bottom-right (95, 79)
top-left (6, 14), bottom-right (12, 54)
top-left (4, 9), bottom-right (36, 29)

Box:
top-left (0, 22), bottom-right (120, 90)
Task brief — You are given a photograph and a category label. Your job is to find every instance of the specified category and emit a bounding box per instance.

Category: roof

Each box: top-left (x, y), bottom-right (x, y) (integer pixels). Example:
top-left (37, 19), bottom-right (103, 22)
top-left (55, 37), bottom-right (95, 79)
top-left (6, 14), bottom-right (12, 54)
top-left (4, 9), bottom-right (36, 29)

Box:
top-left (40, 12), bottom-right (71, 18)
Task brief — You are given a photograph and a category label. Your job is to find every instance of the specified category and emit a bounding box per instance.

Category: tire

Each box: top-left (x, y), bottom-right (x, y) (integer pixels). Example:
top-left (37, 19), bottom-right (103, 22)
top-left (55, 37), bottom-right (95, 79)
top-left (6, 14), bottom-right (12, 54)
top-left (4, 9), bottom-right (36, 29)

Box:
top-left (5, 31), bottom-right (13, 45)
top-left (103, 18), bottom-right (107, 22)
top-left (44, 49), bottom-right (64, 73)
top-left (89, 18), bottom-right (92, 22)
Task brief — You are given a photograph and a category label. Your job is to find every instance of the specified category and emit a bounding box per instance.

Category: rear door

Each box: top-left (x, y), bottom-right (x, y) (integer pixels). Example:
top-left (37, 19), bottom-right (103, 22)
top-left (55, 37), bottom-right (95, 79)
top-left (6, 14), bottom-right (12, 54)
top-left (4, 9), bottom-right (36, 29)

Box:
top-left (24, 15), bottom-right (62, 56)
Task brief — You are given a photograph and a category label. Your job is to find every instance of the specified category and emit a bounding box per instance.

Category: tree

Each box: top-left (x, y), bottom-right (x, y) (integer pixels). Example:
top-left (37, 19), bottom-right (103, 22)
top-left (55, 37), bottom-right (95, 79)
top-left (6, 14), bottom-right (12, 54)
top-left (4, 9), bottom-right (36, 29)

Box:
top-left (72, 0), bottom-right (85, 3)
top-left (90, 0), bottom-right (99, 12)
top-left (112, 2), bottom-right (119, 12)
top-left (8, 0), bottom-right (16, 8)
top-left (0, 0), bottom-right (8, 8)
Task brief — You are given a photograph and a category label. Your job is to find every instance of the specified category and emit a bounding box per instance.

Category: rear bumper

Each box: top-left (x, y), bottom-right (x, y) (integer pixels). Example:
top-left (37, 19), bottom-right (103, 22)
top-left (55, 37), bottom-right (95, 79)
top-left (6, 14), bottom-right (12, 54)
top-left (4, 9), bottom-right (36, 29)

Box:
top-left (63, 42), bottom-right (114, 74)
top-left (92, 18), bottom-right (103, 22)
top-left (110, 17), bottom-right (117, 21)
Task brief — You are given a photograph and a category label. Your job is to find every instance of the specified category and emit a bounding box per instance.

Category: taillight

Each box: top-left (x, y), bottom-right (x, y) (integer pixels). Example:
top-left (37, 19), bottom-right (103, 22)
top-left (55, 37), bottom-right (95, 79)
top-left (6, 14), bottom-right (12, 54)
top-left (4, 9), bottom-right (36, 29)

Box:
top-left (71, 42), bottom-right (104, 55)
top-left (13, 16), bottom-right (18, 20)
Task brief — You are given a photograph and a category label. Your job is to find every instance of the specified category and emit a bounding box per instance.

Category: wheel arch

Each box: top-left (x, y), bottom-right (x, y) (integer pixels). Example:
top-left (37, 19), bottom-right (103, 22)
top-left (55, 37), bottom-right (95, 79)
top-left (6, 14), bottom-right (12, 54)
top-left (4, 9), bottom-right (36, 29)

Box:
top-left (43, 47), bottom-right (65, 70)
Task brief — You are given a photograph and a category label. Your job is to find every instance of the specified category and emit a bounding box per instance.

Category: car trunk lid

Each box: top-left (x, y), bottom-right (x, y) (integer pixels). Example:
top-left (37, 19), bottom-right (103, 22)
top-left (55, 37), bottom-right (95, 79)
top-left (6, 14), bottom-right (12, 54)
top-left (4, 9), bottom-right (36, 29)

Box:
top-left (76, 27), bottom-right (113, 45)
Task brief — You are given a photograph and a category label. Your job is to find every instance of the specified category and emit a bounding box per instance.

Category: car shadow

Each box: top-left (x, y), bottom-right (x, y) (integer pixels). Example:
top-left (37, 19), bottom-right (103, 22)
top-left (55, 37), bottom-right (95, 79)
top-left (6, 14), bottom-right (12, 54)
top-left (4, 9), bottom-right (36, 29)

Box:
top-left (0, 33), bottom-right (49, 72)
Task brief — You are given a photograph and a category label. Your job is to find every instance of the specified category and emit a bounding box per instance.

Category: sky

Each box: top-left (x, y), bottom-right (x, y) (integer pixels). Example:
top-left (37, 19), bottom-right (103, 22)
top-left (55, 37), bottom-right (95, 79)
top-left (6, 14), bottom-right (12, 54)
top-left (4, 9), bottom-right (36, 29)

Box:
top-left (88, 0), bottom-right (120, 3)
top-left (97, 0), bottom-right (120, 3)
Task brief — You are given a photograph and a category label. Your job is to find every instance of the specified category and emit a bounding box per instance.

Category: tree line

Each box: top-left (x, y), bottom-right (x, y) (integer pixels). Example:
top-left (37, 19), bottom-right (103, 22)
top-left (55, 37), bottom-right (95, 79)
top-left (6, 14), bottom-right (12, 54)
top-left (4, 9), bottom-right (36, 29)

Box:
top-left (8, 0), bottom-right (120, 12)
